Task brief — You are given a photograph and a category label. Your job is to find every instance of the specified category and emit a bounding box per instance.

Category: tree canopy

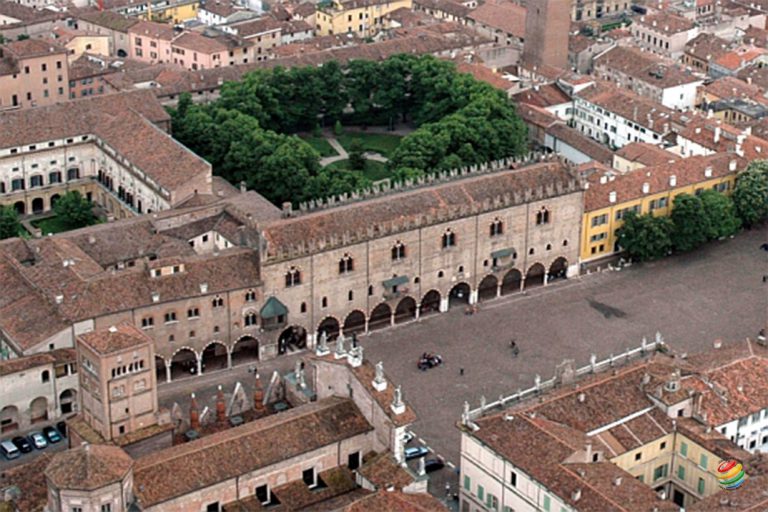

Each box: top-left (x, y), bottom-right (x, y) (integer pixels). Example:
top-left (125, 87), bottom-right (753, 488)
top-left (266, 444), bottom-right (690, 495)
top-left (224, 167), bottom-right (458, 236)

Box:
top-left (53, 191), bottom-right (96, 230)
top-left (732, 160), bottom-right (768, 227)
top-left (670, 193), bottom-right (710, 252)
top-left (616, 211), bottom-right (673, 262)
top-left (168, 55), bottom-right (528, 206)
top-left (0, 206), bottom-right (21, 240)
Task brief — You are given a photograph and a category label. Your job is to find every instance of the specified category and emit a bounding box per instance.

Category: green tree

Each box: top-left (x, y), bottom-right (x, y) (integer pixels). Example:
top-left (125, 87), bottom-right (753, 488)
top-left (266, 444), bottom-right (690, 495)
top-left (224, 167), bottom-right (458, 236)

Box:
top-left (0, 206), bottom-right (21, 240)
top-left (334, 120), bottom-right (343, 137)
top-left (54, 191), bottom-right (96, 230)
top-left (347, 139), bottom-right (367, 171)
top-left (670, 193), bottom-right (710, 252)
top-left (16, 34), bottom-right (29, 41)
top-left (732, 160), bottom-right (768, 227)
top-left (699, 189), bottom-right (741, 239)
top-left (306, 167), bottom-right (369, 199)
top-left (616, 211), bottom-right (673, 262)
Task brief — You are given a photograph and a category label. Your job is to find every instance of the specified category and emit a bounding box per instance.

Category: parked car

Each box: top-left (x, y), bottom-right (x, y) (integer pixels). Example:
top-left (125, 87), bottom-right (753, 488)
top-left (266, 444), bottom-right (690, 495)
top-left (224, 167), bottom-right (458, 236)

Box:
top-left (0, 440), bottom-right (20, 460)
top-left (11, 436), bottom-right (32, 453)
top-left (424, 457), bottom-right (445, 473)
top-left (43, 426), bottom-right (62, 444)
top-left (56, 421), bottom-right (67, 437)
top-left (405, 446), bottom-right (429, 460)
top-left (29, 432), bottom-right (47, 450)
top-left (403, 431), bottom-right (415, 444)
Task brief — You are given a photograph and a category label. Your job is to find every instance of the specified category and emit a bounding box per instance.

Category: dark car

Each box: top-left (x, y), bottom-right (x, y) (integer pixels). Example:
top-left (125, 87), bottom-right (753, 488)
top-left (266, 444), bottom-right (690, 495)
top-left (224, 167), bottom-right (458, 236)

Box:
top-left (424, 457), bottom-right (445, 473)
top-left (760, 243), bottom-right (768, 252)
top-left (11, 436), bottom-right (32, 453)
top-left (43, 426), bottom-right (62, 444)
top-left (56, 421), bottom-right (67, 438)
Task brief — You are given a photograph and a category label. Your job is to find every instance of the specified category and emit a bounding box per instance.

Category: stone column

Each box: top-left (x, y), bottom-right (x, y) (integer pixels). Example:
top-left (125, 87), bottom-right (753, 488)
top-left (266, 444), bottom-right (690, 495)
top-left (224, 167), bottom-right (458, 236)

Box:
top-left (469, 289), bottom-right (478, 305)
top-left (520, 278), bottom-right (525, 292)
top-left (364, 319), bottom-right (369, 334)
top-left (165, 363), bottom-right (172, 384)
top-left (496, 284), bottom-right (502, 297)
top-left (196, 355), bottom-right (203, 376)
top-left (439, 296), bottom-right (449, 312)
top-left (415, 305), bottom-right (421, 319)
top-left (544, 273), bottom-right (549, 286)
top-left (226, 350), bottom-right (232, 369)
top-left (390, 312), bottom-right (396, 327)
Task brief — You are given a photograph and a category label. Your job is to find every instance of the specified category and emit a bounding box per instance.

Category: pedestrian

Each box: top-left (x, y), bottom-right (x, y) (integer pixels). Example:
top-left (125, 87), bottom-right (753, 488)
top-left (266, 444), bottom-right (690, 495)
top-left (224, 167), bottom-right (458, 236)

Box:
top-left (460, 367), bottom-right (464, 376)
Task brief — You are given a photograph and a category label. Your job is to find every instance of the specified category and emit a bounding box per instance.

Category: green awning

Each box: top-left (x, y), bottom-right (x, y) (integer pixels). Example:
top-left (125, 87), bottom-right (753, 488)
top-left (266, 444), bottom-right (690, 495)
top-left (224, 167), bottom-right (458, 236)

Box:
top-left (491, 248), bottom-right (514, 259)
top-left (260, 296), bottom-right (288, 319)
top-left (382, 275), bottom-right (409, 288)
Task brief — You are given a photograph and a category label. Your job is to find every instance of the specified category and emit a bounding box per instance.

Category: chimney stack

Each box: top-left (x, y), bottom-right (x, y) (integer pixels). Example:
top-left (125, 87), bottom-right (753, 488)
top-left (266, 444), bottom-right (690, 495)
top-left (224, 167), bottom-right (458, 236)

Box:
top-left (189, 393), bottom-right (200, 431)
top-left (216, 385), bottom-right (227, 425)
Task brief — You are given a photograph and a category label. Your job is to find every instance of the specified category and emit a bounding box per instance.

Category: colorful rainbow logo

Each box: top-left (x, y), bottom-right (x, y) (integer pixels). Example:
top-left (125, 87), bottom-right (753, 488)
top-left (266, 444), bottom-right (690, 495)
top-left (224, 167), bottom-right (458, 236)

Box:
top-left (716, 460), bottom-right (747, 490)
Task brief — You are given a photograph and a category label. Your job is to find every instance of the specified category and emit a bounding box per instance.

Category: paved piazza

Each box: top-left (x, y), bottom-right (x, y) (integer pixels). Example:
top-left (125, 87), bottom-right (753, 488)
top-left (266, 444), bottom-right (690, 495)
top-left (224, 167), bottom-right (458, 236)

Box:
top-left (158, 229), bottom-right (766, 499)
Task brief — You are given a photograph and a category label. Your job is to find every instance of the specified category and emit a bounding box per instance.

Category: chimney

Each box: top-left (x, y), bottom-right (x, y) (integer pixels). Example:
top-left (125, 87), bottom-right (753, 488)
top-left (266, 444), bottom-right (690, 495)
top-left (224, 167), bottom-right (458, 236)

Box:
top-left (577, 392), bottom-right (586, 402)
top-left (282, 201), bottom-right (293, 218)
top-left (714, 126), bottom-right (721, 143)
top-left (55, 294), bottom-right (64, 304)
top-left (704, 166), bottom-right (713, 178)
top-left (108, 325), bottom-right (117, 333)
top-left (613, 476), bottom-right (623, 486)
top-left (571, 489), bottom-right (582, 502)
top-left (713, 339), bottom-right (722, 349)
top-left (609, 191), bottom-right (617, 203)
top-left (239, 181), bottom-right (247, 193)
top-left (729, 159), bottom-right (737, 171)
top-left (642, 182), bottom-right (650, 194)
top-left (669, 175), bottom-right (677, 187)
top-left (253, 372), bottom-right (266, 415)
top-left (189, 393), bottom-right (200, 431)
top-left (216, 385), bottom-right (227, 425)
top-left (200, 282), bottom-right (208, 293)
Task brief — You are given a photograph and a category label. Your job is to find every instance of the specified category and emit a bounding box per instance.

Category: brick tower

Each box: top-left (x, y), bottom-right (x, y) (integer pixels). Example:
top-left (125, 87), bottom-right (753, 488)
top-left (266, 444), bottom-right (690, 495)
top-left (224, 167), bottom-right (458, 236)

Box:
top-left (522, 0), bottom-right (571, 70)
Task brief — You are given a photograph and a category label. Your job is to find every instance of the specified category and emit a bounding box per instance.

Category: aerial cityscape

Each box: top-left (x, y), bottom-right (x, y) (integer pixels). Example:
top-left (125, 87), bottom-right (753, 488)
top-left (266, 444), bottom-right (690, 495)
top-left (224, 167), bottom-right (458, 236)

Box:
top-left (0, 0), bottom-right (765, 509)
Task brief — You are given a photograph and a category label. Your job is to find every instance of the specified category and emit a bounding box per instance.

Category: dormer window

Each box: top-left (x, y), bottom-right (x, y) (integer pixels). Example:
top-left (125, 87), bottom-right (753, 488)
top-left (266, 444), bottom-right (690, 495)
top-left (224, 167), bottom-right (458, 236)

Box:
top-left (391, 241), bottom-right (406, 261)
top-left (490, 218), bottom-right (504, 237)
top-left (285, 267), bottom-right (301, 287)
top-left (535, 207), bottom-right (550, 225)
top-left (441, 229), bottom-right (456, 248)
top-left (338, 254), bottom-right (354, 274)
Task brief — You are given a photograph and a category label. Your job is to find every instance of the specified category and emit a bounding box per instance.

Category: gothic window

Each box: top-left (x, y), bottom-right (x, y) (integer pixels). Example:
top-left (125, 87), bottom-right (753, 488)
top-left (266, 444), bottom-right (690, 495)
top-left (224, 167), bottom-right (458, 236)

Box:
top-left (391, 241), bottom-right (406, 260)
top-left (141, 317), bottom-right (154, 328)
top-left (285, 267), bottom-right (301, 287)
top-left (187, 307), bottom-right (200, 318)
top-left (535, 207), bottom-right (551, 225)
top-left (244, 312), bottom-right (257, 326)
top-left (164, 311), bottom-right (177, 323)
top-left (245, 289), bottom-right (256, 302)
top-left (441, 229), bottom-right (456, 248)
top-left (338, 254), bottom-right (354, 274)
top-left (212, 296), bottom-right (224, 308)
top-left (490, 218), bottom-right (503, 237)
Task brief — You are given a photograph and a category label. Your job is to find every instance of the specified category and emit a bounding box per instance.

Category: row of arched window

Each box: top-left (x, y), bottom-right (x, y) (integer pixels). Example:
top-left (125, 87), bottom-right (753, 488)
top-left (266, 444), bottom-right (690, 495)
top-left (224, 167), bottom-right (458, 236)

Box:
top-left (282, 209), bottom-right (554, 288)
top-left (3, 169), bottom-right (79, 193)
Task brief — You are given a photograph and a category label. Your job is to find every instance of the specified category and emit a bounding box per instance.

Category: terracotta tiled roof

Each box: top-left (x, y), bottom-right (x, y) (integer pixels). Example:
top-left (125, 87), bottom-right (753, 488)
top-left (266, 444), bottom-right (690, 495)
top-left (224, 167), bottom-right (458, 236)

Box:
top-left (546, 123), bottom-right (614, 164)
top-left (635, 12), bottom-right (695, 33)
top-left (691, 474), bottom-right (768, 510)
top-left (2, 38), bottom-right (67, 59)
top-left (343, 490), bottom-right (447, 511)
top-left (128, 20), bottom-right (177, 40)
top-left (45, 444), bottom-right (133, 492)
top-left (595, 45), bottom-right (702, 88)
top-left (78, 323), bottom-right (150, 354)
top-left (512, 83), bottom-right (571, 108)
top-left (684, 32), bottom-right (729, 63)
top-left (0, 453), bottom-right (54, 511)
top-left (614, 142), bottom-right (680, 167)
top-left (0, 349), bottom-right (74, 377)
top-left (77, 9), bottom-right (140, 32)
top-left (272, 466), bottom-right (359, 509)
top-left (703, 76), bottom-right (765, 102)
top-left (467, 0), bottom-right (526, 39)
top-left (576, 81), bottom-right (674, 133)
top-left (134, 397), bottom-right (372, 507)
top-left (293, 2), bottom-right (316, 17)
top-left (456, 61), bottom-right (513, 91)
top-left (261, 160), bottom-right (580, 255)
top-left (713, 46), bottom-right (767, 71)
top-left (357, 452), bottom-right (415, 490)
top-left (517, 102), bottom-right (558, 129)
top-left (0, 1), bottom-right (60, 22)
top-left (414, 0), bottom-right (470, 17)
top-left (172, 31), bottom-right (249, 54)
top-left (584, 153), bottom-right (741, 212)
top-left (677, 117), bottom-right (768, 159)
top-left (230, 16), bottom-right (283, 36)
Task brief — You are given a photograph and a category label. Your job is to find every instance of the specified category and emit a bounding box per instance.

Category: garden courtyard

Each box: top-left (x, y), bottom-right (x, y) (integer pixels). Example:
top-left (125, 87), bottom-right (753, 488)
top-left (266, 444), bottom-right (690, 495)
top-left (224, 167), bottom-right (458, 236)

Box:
top-left (300, 127), bottom-right (406, 183)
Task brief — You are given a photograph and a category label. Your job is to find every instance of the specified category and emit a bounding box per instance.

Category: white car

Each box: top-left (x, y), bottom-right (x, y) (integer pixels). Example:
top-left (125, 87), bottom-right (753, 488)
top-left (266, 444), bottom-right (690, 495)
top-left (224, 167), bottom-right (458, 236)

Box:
top-left (29, 432), bottom-right (47, 449)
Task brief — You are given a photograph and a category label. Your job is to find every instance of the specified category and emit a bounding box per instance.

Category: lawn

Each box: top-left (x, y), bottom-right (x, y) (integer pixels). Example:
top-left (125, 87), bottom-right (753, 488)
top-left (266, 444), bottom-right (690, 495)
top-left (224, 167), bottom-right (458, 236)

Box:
top-left (326, 159), bottom-right (391, 182)
top-left (299, 135), bottom-right (338, 157)
top-left (32, 216), bottom-right (74, 235)
top-left (336, 132), bottom-right (403, 158)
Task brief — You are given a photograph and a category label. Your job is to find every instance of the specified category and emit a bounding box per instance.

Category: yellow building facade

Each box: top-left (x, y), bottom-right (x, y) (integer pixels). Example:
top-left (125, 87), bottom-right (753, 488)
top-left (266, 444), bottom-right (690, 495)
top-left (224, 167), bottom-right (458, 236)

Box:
top-left (315, 0), bottom-right (412, 37)
top-left (580, 154), bottom-right (739, 264)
